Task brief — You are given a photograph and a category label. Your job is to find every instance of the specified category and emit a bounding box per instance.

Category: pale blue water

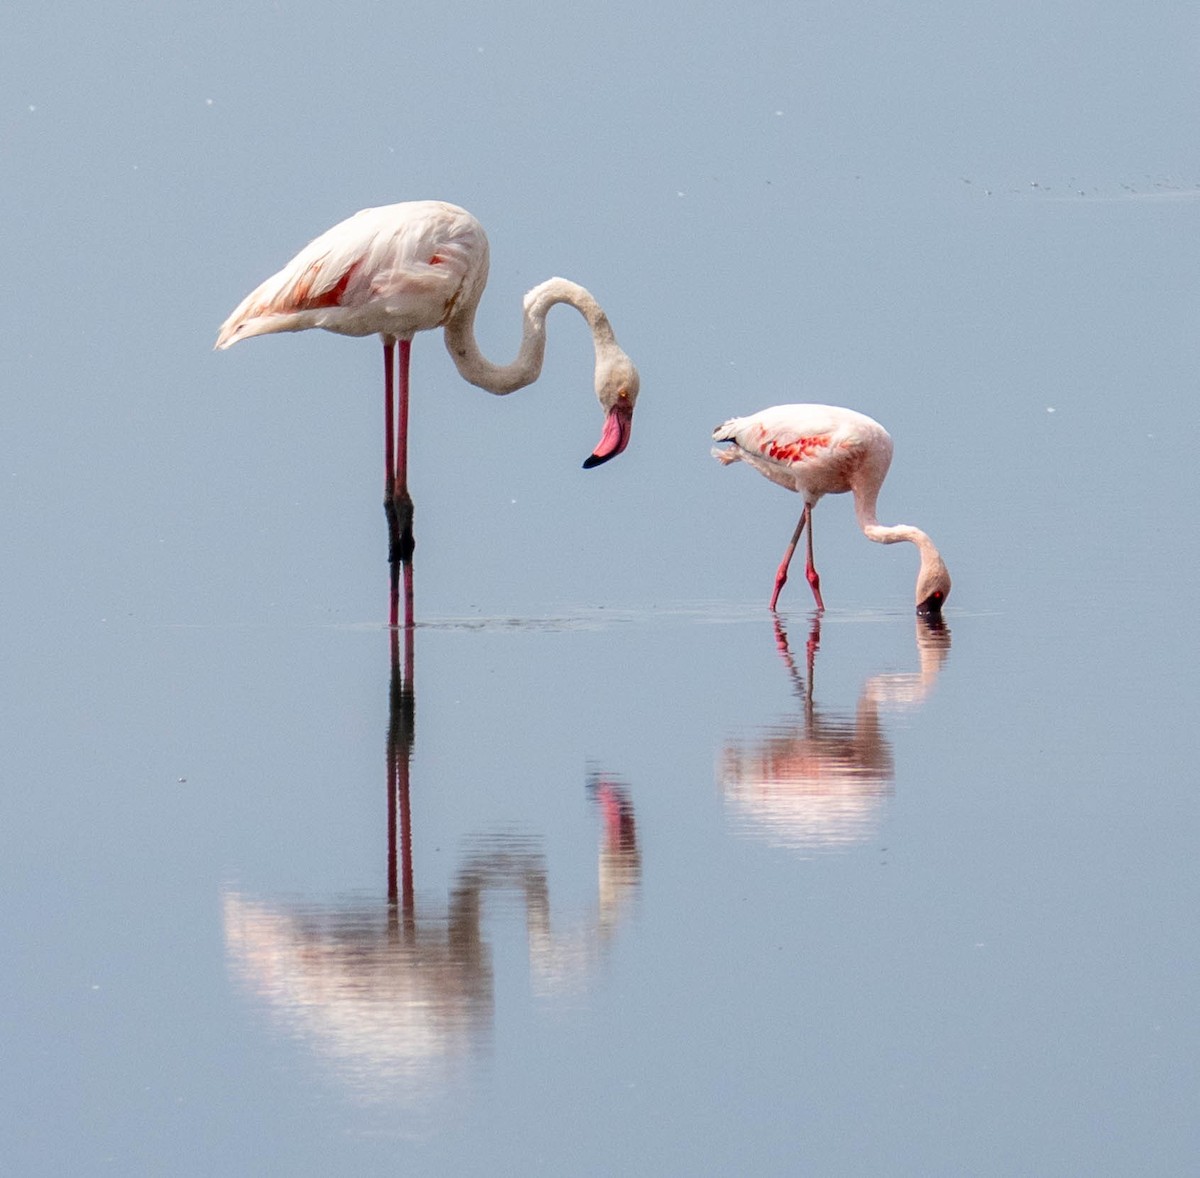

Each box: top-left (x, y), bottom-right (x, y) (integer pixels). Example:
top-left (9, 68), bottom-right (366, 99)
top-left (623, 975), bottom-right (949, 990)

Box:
top-left (4, 582), bottom-right (1197, 1173)
top-left (5, 0), bottom-right (1200, 1172)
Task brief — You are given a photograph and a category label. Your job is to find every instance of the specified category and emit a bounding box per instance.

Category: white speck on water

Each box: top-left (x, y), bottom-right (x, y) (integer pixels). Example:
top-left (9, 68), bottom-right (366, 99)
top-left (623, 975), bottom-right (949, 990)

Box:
top-left (28, 104), bottom-right (36, 113)
top-left (774, 110), bottom-right (783, 116)
top-left (677, 191), bottom-right (685, 197)
top-left (205, 98), bottom-right (214, 106)
top-left (177, 777), bottom-right (187, 784)
top-left (1046, 407), bottom-right (1056, 414)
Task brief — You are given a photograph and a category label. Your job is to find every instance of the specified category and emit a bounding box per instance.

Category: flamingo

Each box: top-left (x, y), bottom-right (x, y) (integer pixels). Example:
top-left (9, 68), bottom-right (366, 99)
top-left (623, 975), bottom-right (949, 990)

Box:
top-left (215, 200), bottom-right (640, 565)
top-left (711, 404), bottom-right (951, 614)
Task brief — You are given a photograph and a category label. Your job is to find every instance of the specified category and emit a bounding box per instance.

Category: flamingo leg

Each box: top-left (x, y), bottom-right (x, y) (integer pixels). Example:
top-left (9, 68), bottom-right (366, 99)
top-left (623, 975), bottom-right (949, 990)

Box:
top-left (804, 506), bottom-right (825, 611)
top-left (383, 338), bottom-right (400, 562)
top-left (383, 337), bottom-right (415, 565)
top-left (770, 507), bottom-right (809, 611)
top-left (393, 338), bottom-right (415, 561)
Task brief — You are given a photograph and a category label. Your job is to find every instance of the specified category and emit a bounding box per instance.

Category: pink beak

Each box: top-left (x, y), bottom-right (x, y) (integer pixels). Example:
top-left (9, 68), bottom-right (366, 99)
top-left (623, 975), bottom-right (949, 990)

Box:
top-left (582, 400), bottom-right (634, 469)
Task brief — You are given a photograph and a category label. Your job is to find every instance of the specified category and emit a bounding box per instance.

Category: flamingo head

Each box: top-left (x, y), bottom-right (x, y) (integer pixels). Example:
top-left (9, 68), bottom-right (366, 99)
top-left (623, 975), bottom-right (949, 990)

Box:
top-left (915, 554), bottom-right (951, 616)
top-left (583, 354), bottom-right (639, 469)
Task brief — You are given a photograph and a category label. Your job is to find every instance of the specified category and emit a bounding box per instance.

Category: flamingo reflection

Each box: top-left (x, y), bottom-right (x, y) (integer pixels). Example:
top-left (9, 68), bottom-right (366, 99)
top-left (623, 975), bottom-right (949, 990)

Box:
top-left (223, 563), bottom-right (640, 1102)
top-left (720, 614), bottom-right (950, 851)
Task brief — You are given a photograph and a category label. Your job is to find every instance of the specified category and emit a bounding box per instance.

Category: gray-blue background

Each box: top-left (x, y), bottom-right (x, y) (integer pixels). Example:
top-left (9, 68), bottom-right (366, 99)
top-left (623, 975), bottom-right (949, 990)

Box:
top-left (3, 2), bottom-right (1197, 1173)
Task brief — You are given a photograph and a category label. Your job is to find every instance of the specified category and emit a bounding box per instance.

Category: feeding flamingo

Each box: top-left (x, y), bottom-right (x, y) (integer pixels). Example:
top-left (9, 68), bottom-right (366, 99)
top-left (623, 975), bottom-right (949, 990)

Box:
top-left (711, 404), bottom-right (950, 614)
top-left (216, 200), bottom-right (640, 564)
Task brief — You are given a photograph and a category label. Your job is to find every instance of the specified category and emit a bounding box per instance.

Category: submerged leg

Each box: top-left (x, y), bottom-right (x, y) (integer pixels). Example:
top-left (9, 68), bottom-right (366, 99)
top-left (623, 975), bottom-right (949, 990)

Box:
top-left (770, 506), bottom-right (809, 611)
top-left (804, 506), bottom-right (824, 611)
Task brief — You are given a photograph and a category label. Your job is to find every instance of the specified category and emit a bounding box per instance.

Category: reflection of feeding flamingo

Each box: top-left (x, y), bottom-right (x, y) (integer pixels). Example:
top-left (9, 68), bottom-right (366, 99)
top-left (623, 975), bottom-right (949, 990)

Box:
top-left (216, 200), bottom-right (640, 568)
top-left (719, 615), bottom-right (951, 851)
top-left (712, 404), bottom-right (951, 613)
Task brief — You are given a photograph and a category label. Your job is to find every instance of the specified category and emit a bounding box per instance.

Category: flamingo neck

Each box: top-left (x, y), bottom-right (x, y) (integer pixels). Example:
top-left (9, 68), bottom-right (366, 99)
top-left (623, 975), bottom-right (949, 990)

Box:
top-left (855, 488), bottom-right (946, 582)
top-left (442, 277), bottom-right (621, 396)
top-left (862, 520), bottom-right (935, 554)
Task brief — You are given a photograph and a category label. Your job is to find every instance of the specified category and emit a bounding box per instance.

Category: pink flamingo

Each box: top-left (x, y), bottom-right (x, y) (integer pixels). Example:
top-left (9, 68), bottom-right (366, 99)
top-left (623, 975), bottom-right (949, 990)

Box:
top-left (712, 404), bottom-right (951, 614)
top-left (216, 200), bottom-right (639, 564)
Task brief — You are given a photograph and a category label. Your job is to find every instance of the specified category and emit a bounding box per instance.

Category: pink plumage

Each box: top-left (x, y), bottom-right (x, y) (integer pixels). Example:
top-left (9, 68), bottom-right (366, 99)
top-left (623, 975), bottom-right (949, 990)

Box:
top-left (713, 404), bottom-right (950, 614)
top-left (217, 200), bottom-right (640, 583)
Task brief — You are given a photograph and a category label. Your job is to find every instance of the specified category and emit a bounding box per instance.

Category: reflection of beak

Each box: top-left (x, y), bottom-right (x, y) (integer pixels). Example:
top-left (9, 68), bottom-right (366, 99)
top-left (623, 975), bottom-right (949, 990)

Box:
top-left (582, 400), bottom-right (634, 469)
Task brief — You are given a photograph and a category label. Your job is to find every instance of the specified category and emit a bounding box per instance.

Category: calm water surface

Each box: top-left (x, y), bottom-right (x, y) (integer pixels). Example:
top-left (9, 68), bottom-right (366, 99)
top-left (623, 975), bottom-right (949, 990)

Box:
top-left (4, 575), bottom-right (1197, 1174)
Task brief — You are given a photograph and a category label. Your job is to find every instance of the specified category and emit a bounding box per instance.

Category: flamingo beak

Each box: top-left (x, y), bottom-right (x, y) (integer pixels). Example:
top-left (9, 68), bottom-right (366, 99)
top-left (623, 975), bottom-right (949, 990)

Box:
top-left (582, 398), bottom-right (634, 469)
top-left (917, 590), bottom-right (947, 617)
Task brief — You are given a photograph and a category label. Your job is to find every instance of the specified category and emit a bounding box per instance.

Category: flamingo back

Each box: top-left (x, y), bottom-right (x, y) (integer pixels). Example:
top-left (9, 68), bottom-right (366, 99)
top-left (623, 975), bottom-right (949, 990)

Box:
top-left (712, 404), bottom-right (892, 500)
top-left (215, 201), bottom-right (489, 349)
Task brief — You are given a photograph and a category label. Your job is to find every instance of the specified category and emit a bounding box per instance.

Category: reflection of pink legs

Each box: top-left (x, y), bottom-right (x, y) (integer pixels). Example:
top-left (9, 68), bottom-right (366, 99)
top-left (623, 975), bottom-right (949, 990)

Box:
top-left (772, 614), bottom-right (823, 704)
top-left (387, 560), bottom-right (416, 930)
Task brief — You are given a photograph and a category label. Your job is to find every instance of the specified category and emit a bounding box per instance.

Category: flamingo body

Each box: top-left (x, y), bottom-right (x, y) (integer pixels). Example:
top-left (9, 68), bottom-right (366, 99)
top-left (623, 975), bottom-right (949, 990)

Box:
top-left (216, 202), bottom-right (488, 347)
top-left (712, 404), bottom-right (950, 614)
top-left (216, 200), bottom-right (639, 582)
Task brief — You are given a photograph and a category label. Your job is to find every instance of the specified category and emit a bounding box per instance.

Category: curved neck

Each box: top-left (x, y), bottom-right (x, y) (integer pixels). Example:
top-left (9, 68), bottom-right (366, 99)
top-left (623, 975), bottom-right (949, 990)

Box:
top-left (855, 487), bottom-right (942, 568)
top-left (442, 277), bottom-right (620, 396)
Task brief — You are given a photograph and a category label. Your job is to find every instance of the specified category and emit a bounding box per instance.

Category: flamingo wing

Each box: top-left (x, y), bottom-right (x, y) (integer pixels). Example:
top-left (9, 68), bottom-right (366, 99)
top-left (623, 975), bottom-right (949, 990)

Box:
top-left (215, 201), bottom-right (488, 349)
top-left (713, 404), bottom-right (843, 465)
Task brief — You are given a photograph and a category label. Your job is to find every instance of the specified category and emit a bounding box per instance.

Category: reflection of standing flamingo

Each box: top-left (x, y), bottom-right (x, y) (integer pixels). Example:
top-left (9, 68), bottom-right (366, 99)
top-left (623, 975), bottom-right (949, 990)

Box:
top-left (216, 200), bottom-right (640, 566)
top-left (712, 404), bottom-right (951, 614)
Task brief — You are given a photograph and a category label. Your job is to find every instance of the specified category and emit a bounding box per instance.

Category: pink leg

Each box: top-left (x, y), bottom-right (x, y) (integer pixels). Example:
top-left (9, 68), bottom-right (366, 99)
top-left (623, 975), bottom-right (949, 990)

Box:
top-left (383, 339), bottom-right (400, 562)
top-left (383, 338), bottom-right (395, 501)
top-left (395, 338), bottom-right (411, 494)
top-left (393, 338), bottom-right (414, 561)
top-left (804, 507), bottom-right (824, 611)
top-left (770, 506), bottom-right (809, 611)
top-left (383, 337), bottom-right (415, 564)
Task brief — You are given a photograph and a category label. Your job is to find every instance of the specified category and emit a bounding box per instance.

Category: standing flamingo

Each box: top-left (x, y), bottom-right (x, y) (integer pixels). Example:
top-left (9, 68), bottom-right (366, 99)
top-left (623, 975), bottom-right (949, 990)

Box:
top-left (712, 404), bottom-right (950, 614)
top-left (215, 200), bottom-right (640, 566)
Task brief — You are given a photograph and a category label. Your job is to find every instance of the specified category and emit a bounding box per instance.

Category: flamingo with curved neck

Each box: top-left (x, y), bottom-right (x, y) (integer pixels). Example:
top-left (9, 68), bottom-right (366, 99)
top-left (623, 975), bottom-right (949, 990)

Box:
top-left (216, 200), bottom-right (639, 567)
top-left (712, 403), bottom-right (951, 614)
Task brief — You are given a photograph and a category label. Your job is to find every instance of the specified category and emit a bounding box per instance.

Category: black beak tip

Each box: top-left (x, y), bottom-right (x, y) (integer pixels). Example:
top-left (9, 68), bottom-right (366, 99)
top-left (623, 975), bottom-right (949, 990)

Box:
top-left (916, 593), bottom-right (946, 617)
top-left (582, 452), bottom-right (614, 470)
